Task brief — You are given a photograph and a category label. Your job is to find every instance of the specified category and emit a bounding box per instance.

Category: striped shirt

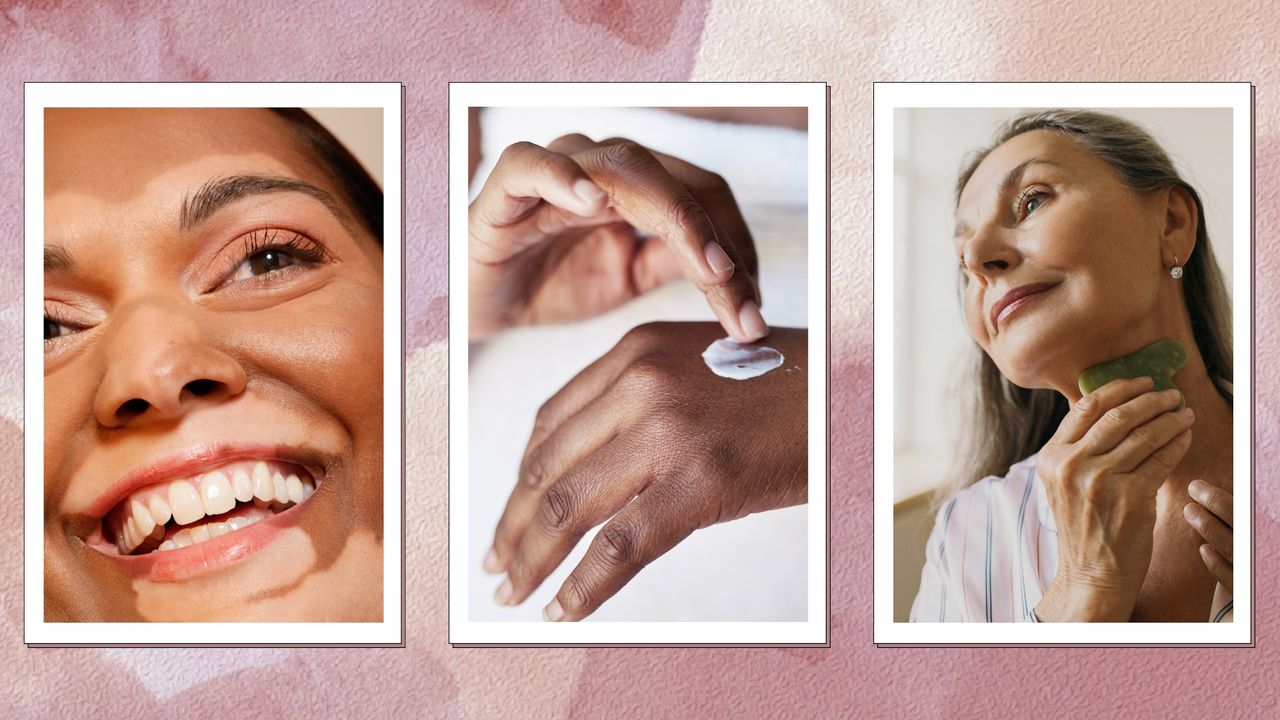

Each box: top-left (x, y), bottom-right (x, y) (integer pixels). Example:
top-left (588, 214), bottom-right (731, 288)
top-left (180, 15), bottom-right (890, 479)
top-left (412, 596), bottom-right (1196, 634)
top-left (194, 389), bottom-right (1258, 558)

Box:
top-left (909, 454), bottom-right (1233, 623)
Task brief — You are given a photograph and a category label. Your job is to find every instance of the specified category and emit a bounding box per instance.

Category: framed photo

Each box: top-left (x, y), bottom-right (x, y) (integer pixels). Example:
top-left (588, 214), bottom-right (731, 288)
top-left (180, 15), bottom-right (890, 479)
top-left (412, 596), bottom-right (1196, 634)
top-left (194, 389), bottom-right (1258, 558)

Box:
top-left (873, 82), bottom-right (1253, 645)
top-left (26, 82), bottom-right (404, 645)
top-left (449, 82), bottom-right (828, 645)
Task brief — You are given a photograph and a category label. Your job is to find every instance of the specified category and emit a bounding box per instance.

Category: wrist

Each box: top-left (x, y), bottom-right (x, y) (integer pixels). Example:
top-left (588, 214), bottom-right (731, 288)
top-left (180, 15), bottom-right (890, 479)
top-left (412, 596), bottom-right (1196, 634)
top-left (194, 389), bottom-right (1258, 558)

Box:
top-left (1035, 573), bottom-right (1136, 622)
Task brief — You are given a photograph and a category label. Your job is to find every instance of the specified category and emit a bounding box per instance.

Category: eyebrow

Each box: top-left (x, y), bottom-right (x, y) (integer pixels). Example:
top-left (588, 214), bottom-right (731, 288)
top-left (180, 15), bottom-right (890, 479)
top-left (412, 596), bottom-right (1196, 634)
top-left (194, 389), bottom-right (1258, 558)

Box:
top-left (954, 158), bottom-right (1061, 240)
top-left (180, 174), bottom-right (345, 231)
top-left (44, 244), bottom-right (74, 273)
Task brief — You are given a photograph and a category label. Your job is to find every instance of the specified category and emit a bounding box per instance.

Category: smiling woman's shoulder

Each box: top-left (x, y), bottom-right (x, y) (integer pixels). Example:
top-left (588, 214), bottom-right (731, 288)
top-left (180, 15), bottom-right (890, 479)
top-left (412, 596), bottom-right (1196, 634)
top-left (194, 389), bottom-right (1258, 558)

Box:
top-left (910, 454), bottom-right (1057, 622)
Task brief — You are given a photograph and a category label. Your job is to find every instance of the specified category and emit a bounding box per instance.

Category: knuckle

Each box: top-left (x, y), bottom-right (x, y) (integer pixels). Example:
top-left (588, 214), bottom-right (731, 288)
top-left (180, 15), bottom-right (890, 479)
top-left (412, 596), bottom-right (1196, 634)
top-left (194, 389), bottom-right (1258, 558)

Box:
top-left (619, 355), bottom-right (673, 393)
top-left (552, 132), bottom-right (591, 148)
top-left (665, 194), bottom-right (710, 237)
top-left (621, 321), bottom-right (663, 348)
top-left (601, 140), bottom-right (653, 173)
top-left (1075, 393), bottom-right (1099, 415)
top-left (522, 445), bottom-right (551, 488)
top-left (500, 140), bottom-right (539, 164)
top-left (539, 484), bottom-right (577, 532)
top-left (561, 574), bottom-right (594, 613)
top-left (599, 522), bottom-right (641, 567)
top-left (1102, 406), bottom-right (1132, 428)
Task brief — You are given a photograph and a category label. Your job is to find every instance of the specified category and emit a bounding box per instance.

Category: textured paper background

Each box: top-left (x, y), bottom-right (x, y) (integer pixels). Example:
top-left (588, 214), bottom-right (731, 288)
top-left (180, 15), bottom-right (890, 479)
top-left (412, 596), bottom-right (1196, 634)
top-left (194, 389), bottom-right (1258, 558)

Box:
top-left (3, 0), bottom-right (1275, 716)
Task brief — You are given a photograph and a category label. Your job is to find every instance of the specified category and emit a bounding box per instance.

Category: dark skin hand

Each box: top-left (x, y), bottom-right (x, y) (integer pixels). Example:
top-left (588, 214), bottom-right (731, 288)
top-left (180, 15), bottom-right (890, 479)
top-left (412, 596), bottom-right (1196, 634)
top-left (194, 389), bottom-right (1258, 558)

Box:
top-left (485, 321), bottom-right (808, 621)
top-left (469, 135), bottom-right (764, 342)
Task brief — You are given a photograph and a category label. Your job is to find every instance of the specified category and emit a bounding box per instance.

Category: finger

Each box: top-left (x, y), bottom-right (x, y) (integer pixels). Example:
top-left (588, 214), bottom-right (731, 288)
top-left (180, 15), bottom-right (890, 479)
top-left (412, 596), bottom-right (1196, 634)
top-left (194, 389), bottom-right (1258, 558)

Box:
top-left (596, 137), bottom-right (761, 281)
top-left (1128, 427), bottom-right (1193, 485)
top-left (1188, 479), bottom-right (1233, 526)
top-left (469, 141), bottom-right (611, 263)
top-left (631, 237), bottom-right (684, 293)
top-left (488, 389), bottom-right (629, 574)
top-left (1184, 502), bottom-right (1233, 561)
top-left (1095, 405), bottom-right (1195, 472)
top-left (499, 439), bottom-right (649, 607)
top-left (1199, 543), bottom-right (1233, 591)
top-left (543, 483), bottom-right (697, 621)
top-left (1058, 376), bottom-right (1155, 444)
top-left (1079, 387), bottom-right (1186, 455)
top-left (572, 142), bottom-right (765, 342)
top-left (547, 132), bottom-right (598, 156)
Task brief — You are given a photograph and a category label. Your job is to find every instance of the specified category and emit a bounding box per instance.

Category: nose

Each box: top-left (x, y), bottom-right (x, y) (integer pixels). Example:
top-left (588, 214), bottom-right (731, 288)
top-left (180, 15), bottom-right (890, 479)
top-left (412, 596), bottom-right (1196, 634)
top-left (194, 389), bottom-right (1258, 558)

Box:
top-left (93, 299), bottom-right (247, 428)
top-left (960, 222), bottom-right (1020, 288)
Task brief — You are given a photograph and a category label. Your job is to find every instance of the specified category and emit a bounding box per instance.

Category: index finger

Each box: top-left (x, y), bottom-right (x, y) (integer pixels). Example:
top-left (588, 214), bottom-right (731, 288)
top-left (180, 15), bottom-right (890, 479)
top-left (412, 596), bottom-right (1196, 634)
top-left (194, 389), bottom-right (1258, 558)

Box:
top-left (1057, 376), bottom-right (1155, 445)
top-left (572, 142), bottom-right (767, 342)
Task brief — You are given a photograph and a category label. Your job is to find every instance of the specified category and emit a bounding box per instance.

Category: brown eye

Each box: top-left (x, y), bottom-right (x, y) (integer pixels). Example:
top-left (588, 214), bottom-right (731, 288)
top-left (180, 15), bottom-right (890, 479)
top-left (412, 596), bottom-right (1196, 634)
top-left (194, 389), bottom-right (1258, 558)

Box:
top-left (233, 248), bottom-right (299, 280)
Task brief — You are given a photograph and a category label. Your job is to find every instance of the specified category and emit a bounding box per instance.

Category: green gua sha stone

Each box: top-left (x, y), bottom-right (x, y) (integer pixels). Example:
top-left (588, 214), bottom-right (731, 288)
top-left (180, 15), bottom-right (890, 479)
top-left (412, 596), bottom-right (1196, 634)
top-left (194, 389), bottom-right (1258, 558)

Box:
top-left (1077, 339), bottom-right (1188, 407)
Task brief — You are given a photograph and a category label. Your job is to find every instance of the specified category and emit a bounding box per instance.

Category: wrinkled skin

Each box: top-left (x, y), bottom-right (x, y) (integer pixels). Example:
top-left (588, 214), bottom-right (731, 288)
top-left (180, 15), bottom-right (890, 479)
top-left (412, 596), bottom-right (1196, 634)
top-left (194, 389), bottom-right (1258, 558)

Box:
top-left (486, 322), bottom-right (807, 621)
top-left (955, 129), bottom-right (1233, 621)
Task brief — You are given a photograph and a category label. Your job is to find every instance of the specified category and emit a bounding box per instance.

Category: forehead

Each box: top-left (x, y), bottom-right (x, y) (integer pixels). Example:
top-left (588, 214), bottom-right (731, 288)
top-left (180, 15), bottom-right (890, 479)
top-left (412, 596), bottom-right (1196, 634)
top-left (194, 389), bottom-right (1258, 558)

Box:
top-left (45, 108), bottom-right (319, 192)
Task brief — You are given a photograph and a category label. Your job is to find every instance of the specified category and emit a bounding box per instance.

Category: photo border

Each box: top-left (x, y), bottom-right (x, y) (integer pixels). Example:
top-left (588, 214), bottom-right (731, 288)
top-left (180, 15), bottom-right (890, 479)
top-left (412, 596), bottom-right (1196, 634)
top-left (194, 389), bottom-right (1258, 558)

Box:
top-left (24, 82), bottom-right (405, 647)
top-left (872, 81), bottom-right (1254, 646)
top-left (448, 82), bottom-right (830, 646)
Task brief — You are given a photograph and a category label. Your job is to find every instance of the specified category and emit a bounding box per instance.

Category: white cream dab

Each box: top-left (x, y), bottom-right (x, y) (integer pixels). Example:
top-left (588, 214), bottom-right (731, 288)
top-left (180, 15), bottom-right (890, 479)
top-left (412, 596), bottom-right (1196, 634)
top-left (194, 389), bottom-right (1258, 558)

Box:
top-left (701, 337), bottom-right (784, 380)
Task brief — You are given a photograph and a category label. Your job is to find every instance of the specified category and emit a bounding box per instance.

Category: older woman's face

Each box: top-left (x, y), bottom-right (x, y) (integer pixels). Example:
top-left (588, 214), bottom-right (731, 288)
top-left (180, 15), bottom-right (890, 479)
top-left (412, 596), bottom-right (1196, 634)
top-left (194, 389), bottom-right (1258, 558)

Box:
top-left (954, 129), bottom-right (1173, 392)
top-left (44, 109), bottom-right (383, 621)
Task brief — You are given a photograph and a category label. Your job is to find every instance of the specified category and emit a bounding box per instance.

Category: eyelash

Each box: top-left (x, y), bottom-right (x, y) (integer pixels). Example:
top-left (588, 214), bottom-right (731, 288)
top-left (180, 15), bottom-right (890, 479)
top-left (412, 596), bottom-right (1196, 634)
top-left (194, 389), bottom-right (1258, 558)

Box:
top-left (1014, 187), bottom-right (1049, 220)
top-left (44, 229), bottom-right (332, 349)
top-left (218, 228), bottom-right (331, 289)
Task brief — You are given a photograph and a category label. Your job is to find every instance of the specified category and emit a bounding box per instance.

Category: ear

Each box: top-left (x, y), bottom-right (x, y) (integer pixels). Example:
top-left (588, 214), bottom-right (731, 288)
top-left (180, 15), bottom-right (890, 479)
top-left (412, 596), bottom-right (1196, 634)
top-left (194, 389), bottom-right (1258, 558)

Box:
top-left (1160, 184), bottom-right (1198, 269)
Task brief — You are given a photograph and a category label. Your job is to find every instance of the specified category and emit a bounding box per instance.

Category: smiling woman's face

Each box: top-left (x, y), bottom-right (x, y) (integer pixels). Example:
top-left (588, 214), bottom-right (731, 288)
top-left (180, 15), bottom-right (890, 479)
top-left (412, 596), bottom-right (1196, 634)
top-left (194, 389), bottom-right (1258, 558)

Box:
top-left (954, 129), bottom-right (1186, 396)
top-left (44, 108), bottom-right (384, 621)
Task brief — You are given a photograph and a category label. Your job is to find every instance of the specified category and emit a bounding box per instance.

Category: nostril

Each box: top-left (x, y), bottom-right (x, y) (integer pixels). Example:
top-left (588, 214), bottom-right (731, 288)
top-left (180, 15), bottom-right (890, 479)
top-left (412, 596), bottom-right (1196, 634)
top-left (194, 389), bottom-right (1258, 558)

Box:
top-left (117, 398), bottom-right (150, 418)
top-left (985, 259), bottom-right (1009, 270)
top-left (185, 379), bottom-right (219, 397)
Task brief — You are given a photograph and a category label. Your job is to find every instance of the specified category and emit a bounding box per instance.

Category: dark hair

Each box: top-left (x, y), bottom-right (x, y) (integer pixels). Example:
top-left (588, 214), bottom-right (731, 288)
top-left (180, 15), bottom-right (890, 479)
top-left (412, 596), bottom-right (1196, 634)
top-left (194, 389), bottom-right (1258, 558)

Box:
top-left (949, 110), bottom-right (1232, 495)
top-left (269, 108), bottom-right (383, 244)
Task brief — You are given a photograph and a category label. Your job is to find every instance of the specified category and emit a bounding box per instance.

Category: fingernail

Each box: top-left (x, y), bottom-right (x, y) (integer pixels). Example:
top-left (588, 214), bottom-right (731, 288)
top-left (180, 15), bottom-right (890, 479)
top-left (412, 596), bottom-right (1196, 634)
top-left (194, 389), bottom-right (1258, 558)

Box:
top-left (1183, 502), bottom-right (1200, 523)
top-left (573, 178), bottom-right (606, 206)
top-left (704, 241), bottom-right (735, 277)
top-left (738, 300), bottom-right (768, 340)
top-left (494, 578), bottom-right (513, 606)
top-left (543, 599), bottom-right (565, 622)
top-left (483, 548), bottom-right (501, 574)
top-left (1188, 479), bottom-right (1206, 497)
top-left (1199, 543), bottom-right (1213, 559)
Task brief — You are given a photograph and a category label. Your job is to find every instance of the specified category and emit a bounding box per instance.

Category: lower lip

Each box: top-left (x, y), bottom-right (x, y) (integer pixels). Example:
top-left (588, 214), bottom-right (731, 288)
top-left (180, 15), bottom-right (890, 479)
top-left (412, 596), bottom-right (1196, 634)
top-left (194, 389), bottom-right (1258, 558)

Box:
top-left (89, 501), bottom-right (308, 583)
top-left (996, 289), bottom-right (1051, 328)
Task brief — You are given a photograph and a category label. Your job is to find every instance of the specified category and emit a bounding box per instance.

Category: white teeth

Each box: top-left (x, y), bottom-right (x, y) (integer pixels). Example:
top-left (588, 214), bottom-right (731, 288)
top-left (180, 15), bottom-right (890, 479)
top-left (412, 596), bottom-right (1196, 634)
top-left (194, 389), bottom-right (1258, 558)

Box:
top-left (131, 500), bottom-right (156, 538)
top-left (115, 460), bottom-right (317, 555)
top-left (168, 480), bottom-right (204, 525)
top-left (200, 471), bottom-right (236, 516)
top-left (286, 474), bottom-right (304, 504)
top-left (253, 462), bottom-right (274, 502)
top-left (232, 470), bottom-right (254, 503)
top-left (148, 496), bottom-right (172, 527)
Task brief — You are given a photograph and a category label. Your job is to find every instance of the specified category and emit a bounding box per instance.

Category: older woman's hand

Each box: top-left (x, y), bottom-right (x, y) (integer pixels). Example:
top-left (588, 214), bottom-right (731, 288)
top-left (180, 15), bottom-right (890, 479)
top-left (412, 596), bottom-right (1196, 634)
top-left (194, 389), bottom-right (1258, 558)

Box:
top-left (485, 322), bottom-right (807, 621)
top-left (1034, 377), bottom-right (1195, 621)
top-left (1184, 479), bottom-right (1233, 592)
top-left (468, 136), bottom-right (763, 343)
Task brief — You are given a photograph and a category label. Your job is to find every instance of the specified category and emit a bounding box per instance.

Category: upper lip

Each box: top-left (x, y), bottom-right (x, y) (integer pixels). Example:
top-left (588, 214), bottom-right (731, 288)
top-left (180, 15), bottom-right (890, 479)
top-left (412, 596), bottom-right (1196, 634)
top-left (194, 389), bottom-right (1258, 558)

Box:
top-left (84, 442), bottom-right (327, 520)
top-left (989, 282), bottom-right (1057, 330)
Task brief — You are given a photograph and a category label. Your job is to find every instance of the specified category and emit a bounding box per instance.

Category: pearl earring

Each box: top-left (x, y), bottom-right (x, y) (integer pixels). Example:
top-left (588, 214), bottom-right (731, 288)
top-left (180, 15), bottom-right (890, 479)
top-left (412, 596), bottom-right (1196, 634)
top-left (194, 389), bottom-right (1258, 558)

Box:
top-left (1171, 255), bottom-right (1183, 279)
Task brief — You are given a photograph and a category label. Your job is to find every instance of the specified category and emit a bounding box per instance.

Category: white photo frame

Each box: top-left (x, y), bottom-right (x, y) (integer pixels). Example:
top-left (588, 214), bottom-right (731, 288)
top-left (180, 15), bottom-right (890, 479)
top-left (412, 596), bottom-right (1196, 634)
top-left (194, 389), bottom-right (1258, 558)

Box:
top-left (449, 82), bottom-right (829, 645)
top-left (873, 82), bottom-right (1253, 645)
top-left (25, 82), bottom-right (404, 646)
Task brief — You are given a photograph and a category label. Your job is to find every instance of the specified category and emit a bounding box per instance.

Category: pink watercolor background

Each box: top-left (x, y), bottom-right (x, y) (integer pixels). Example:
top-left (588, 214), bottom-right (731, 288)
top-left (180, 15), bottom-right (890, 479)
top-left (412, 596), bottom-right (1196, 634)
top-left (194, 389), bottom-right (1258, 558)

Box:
top-left (2, 0), bottom-right (1276, 717)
